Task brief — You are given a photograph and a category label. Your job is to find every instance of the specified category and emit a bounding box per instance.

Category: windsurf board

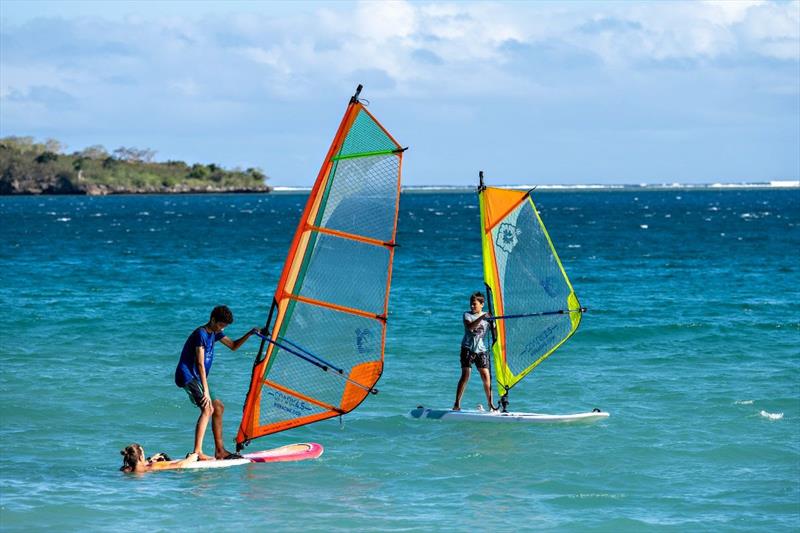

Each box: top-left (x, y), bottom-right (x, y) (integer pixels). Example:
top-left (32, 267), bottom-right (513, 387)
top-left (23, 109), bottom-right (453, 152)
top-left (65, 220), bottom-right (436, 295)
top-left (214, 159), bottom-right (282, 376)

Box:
top-left (409, 406), bottom-right (609, 423)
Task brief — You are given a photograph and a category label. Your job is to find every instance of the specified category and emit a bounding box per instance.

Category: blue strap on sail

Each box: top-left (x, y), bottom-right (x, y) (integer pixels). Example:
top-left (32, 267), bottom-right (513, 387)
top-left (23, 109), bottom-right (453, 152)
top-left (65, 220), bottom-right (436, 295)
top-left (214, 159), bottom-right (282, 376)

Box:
top-left (252, 330), bottom-right (377, 393)
top-left (253, 330), bottom-right (342, 373)
top-left (489, 307), bottom-right (587, 321)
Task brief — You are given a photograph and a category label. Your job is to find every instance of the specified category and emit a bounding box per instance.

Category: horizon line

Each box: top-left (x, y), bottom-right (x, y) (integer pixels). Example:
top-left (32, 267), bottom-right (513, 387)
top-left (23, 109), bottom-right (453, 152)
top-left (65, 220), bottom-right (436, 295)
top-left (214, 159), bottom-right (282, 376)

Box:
top-left (271, 181), bottom-right (800, 192)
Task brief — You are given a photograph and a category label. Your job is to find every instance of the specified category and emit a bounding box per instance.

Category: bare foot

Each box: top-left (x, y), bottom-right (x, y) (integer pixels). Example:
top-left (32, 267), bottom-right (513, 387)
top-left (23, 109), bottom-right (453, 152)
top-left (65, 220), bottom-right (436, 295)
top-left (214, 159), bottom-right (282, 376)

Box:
top-left (194, 452), bottom-right (214, 461)
top-left (452, 405), bottom-right (461, 411)
top-left (215, 450), bottom-right (244, 460)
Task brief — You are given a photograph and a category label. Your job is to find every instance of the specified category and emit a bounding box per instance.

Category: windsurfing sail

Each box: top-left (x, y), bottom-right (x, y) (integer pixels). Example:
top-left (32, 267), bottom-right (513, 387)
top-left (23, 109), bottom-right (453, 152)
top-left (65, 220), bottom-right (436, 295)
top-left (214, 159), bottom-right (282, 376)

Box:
top-left (478, 172), bottom-right (585, 410)
top-left (236, 85), bottom-right (405, 450)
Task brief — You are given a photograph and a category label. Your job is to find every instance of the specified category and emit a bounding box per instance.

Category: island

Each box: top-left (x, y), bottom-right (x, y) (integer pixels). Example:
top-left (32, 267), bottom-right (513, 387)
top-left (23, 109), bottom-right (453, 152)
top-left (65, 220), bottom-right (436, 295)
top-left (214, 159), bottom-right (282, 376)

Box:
top-left (0, 137), bottom-right (271, 195)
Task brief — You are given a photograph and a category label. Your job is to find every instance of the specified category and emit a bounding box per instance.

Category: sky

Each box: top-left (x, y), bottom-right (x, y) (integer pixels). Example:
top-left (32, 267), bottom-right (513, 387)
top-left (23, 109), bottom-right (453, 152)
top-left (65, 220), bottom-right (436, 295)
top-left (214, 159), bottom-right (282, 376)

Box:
top-left (1, 0), bottom-right (798, 186)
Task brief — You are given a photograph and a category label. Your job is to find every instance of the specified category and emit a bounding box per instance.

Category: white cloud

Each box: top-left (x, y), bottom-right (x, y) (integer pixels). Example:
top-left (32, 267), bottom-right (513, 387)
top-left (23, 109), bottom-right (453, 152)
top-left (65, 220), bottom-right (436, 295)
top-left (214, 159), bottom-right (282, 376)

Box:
top-left (239, 47), bottom-right (286, 71)
top-left (738, 1), bottom-right (800, 60)
top-left (167, 78), bottom-right (200, 97)
top-left (1, 0), bottom-right (796, 184)
top-left (355, 0), bottom-right (417, 40)
top-left (4, 0), bottom-right (795, 103)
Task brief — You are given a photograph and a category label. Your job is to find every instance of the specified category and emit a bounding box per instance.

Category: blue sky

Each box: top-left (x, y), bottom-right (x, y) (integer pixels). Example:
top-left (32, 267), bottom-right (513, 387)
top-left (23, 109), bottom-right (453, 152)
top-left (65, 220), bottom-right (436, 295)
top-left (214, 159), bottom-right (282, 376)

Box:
top-left (1, 0), bottom-right (798, 186)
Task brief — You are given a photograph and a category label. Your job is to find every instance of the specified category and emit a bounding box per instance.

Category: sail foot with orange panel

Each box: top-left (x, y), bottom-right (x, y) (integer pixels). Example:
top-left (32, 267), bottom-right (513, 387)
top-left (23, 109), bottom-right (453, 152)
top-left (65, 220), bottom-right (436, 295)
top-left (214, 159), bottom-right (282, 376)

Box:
top-left (236, 85), bottom-right (406, 452)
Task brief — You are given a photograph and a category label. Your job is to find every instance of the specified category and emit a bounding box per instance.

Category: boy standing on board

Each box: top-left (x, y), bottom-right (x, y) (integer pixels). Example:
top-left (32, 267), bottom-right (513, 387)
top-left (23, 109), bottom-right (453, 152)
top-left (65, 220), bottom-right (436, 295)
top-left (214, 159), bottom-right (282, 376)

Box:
top-left (174, 305), bottom-right (258, 460)
top-left (453, 292), bottom-right (497, 411)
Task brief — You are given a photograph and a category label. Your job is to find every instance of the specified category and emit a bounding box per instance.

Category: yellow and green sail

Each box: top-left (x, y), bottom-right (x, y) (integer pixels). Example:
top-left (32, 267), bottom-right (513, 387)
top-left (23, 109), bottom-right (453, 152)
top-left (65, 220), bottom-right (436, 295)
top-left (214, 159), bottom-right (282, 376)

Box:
top-left (479, 183), bottom-right (583, 401)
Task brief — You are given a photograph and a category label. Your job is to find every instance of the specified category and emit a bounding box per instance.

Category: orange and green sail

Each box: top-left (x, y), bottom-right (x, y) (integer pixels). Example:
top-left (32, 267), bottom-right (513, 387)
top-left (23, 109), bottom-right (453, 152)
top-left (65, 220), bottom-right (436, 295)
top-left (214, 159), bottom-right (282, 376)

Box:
top-left (478, 174), bottom-right (584, 407)
top-left (236, 85), bottom-right (404, 450)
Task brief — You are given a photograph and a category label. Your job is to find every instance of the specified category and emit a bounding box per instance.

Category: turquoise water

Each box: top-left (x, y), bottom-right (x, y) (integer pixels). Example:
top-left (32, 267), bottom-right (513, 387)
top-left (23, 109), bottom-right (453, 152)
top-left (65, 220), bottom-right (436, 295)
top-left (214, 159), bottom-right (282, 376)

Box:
top-left (1, 189), bottom-right (798, 532)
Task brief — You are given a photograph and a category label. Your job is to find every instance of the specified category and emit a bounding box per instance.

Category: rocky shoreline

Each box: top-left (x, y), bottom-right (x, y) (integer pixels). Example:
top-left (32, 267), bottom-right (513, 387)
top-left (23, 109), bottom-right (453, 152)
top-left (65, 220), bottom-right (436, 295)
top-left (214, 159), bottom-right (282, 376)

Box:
top-left (0, 167), bottom-right (272, 196)
top-left (1, 180), bottom-right (271, 195)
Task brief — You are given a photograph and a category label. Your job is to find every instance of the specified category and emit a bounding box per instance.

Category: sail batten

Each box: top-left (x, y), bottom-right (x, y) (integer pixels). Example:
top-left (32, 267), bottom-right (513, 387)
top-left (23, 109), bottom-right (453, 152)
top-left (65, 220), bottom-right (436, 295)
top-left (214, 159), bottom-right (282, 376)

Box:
top-left (332, 149), bottom-right (401, 161)
top-left (237, 88), bottom-right (402, 449)
top-left (307, 225), bottom-right (396, 248)
top-left (479, 185), bottom-right (582, 399)
top-left (286, 293), bottom-right (385, 321)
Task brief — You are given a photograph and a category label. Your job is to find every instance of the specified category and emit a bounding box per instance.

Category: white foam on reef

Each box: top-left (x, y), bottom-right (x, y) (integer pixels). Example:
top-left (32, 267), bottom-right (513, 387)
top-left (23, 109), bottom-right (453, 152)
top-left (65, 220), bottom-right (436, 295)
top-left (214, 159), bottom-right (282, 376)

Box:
top-left (760, 410), bottom-right (783, 420)
top-left (734, 400), bottom-right (753, 405)
top-left (710, 181), bottom-right (800, 189)
top-left (399, 182), bottom-right (800, 191)
top-left (272, 186), bottom-right (311, 193)
top-left (270, 182), bottom-right (800, 193)
top-left (403, 182), bottom-right (800, 191)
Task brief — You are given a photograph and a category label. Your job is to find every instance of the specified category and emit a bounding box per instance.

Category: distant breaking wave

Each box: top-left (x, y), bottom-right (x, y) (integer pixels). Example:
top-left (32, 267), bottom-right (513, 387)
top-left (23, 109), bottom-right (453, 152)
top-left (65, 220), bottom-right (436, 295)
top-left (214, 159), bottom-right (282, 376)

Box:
top-left (760, 410), bottom-right (784, 420)
top-left (272, 181), bottom-right (799, 193)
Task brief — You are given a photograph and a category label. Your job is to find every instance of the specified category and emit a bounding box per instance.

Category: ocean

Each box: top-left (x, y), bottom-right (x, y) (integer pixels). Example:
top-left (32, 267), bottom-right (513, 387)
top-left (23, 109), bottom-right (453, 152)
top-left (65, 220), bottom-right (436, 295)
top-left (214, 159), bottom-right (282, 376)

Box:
top-left (1, 188), bottom-right (798, 532)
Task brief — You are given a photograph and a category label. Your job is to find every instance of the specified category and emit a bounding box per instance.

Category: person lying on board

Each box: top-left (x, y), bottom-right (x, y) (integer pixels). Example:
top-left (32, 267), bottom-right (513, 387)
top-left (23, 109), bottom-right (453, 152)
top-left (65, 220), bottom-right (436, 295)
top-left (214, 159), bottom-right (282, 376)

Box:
top-left (119, 443), bottom-right (199, 473)
top-left (174, 305), bottom-right (260, 461)
top-left (453, 291), bottom-right (498, 412)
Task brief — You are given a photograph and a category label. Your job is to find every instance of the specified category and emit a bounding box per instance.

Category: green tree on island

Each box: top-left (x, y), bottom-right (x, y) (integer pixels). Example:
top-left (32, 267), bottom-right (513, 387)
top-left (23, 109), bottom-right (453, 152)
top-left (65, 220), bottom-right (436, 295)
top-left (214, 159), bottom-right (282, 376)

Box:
top-left (0, 136), bottom-right (271, 195)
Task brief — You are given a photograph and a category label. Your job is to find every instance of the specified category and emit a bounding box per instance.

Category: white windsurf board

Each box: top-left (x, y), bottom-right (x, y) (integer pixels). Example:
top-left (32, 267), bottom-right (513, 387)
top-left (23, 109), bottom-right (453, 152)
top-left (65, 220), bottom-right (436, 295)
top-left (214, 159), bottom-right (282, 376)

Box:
top-left (409, 406), bottom-right (609, 423)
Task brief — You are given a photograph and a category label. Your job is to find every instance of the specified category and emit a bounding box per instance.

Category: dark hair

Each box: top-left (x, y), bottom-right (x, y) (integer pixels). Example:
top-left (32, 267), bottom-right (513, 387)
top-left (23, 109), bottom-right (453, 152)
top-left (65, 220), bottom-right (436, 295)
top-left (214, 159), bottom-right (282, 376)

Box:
top-left (120, 443), bottom-right (143, 472)
top-left (210, 305), bottom-right (234, 324)
top-left (470, 291), bottom-right (485, 304)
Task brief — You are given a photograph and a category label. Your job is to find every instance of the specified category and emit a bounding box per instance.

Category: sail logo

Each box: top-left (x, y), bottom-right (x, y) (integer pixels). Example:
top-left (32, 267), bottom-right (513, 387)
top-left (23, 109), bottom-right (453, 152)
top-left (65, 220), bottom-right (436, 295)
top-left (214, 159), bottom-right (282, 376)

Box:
top-left (355, 328), bottom-right (375, 355)
top-left (540, 276), bottom-right (559, 297)
top-left (520, 323), bottom-right (559, 361)
top-left (496, 223), bottom-right (521, 254)
top-left (268, 390), bottom-right (313, 417)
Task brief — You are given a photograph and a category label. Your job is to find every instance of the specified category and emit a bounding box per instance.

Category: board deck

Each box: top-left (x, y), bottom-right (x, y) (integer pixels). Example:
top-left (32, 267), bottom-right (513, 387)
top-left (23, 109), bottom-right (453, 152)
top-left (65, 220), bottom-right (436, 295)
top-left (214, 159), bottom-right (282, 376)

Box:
top-left (181, 458), bottom-right (252, 469)
top-left (243, 442), bottom-right (324, 463)
top-left (409, 406), bottom-right (610, 423)
top-left (171, 442), bottom-right (323, 470)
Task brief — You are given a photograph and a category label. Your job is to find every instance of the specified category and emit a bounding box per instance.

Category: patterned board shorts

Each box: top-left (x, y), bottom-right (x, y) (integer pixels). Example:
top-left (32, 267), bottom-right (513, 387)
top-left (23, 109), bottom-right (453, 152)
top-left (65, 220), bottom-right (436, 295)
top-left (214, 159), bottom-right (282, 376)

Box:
top-left (460, 346), bottom-right (489, 369)
top-left (183, 379), bottom-right (218, 408)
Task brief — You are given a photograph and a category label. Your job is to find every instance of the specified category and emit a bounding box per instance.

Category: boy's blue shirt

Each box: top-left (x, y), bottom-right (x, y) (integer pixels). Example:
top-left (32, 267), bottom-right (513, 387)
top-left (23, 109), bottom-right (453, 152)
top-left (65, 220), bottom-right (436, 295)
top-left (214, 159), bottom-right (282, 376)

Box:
top-left (174, 327), bottom-right (226, 387)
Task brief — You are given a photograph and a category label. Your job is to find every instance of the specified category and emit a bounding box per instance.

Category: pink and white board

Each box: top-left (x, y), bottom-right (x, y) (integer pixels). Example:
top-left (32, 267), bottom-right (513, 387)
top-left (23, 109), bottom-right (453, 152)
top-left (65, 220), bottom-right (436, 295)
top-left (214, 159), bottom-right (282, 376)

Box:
top-left (243, 442), bottom-right (324, 463)
top-left (177, 442), bottom-right (323, 470)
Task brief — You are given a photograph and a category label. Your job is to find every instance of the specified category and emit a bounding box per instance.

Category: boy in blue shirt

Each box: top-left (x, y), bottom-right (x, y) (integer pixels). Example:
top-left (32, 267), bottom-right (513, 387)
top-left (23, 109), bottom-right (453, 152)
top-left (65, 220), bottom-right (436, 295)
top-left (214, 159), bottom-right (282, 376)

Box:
top-left (453, 292), bottom-right (497, 411)
top-left (174, 305), bottom-right (258, 460)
